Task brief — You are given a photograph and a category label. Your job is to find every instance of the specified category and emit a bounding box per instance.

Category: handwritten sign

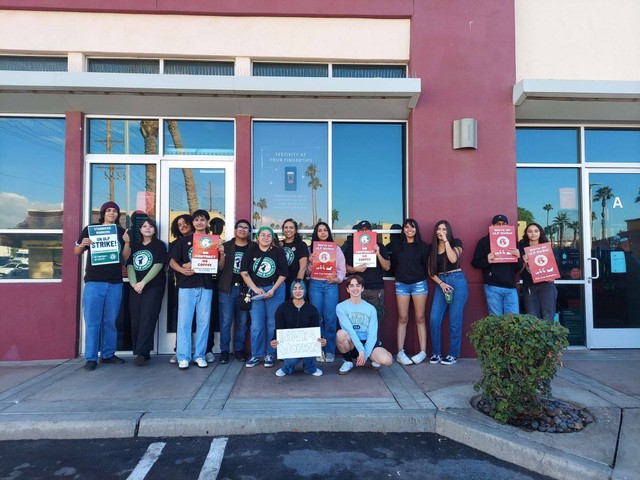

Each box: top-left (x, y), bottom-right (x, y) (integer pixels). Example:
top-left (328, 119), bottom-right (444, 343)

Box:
top-left (88, 225), bottom-right (120, 266)
top-left (353, 231), bottom-right (376, 268)
top-left (525, 244), bottom-right (560, 283)
top-left (192, 233), bottom-right (219, 274)
top-left (276, 327), bottom-right (322, 359)
top-left (311, 241), bottom-right (337, 279)
top-left (489, 225), bottom-right (518, 263)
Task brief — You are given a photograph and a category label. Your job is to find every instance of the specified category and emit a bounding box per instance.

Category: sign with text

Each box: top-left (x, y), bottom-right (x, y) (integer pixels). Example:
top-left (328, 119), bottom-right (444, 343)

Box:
top-left (192, 233), bottom-right (220, 274)
top-left (88, 224), bottom-right (120, 266)
top-left (353, 231), bottom-right (377, 268)
top-left (525, 244), bottom-right (560, 283)
top-left (311, 241), bottom-right (337, 279)
top-left (489, 225), bottom-right (518, 263)
top-left (276, 327), bottom-right (322, 359)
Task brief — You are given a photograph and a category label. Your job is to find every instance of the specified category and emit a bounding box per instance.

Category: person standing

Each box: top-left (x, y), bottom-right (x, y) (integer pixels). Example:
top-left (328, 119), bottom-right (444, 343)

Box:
top-left (392, 219), bottom-right (430, 365)
top-left (307, 221), bottom-right (346, 363)
top-left (217, 219), bottom-right (252, 363)
top-left (127, 219), bottom-right (166, 366)
top-left (428, 220), bottom-right (469, 365)
top-left (519, 223), bottom-right (558, 322)
top-left (74, 201), bottom-right (130, 371)
top-left (280, 218), bottom-right (309, 300)
top-left (241, 226), bottom-right (288, 368)
top-left (471, 214), bottom-right (523, 315)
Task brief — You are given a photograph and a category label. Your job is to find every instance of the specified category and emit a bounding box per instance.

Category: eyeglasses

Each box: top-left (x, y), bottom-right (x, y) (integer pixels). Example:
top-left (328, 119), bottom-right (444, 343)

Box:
top-left (236, 226), bottom-right (250, 231)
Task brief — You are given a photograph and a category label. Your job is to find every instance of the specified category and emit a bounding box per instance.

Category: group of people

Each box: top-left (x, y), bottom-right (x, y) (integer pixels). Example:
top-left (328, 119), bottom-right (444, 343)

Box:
top-left (75, 203), bottom-right (555, 375)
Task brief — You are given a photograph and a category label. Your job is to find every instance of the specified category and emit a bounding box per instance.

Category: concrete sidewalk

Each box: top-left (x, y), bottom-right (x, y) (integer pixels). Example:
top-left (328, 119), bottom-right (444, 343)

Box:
top-left (0, 349), bottom-right (638, 480)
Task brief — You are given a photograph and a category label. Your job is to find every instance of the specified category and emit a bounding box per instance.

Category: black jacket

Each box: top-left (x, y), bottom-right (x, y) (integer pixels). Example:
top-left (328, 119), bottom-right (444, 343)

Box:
top-left (471, 235), bottom-right (522, 288)
top-left (272, 301), bottom-right (320, 340)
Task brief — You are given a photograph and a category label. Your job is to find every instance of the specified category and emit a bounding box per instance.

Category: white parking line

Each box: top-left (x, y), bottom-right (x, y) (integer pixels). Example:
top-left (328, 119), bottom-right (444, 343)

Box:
top-left (126, 442), bottom-right (166, 480)
top-left (197, 437), bottom-right (229, 480)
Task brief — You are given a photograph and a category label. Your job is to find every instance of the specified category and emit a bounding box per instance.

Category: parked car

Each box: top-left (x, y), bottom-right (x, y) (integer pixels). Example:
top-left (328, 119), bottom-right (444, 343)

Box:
top-left (7, 263), bottom-right (29, 279)
top-left (0, 261), bottom-right (28, 278)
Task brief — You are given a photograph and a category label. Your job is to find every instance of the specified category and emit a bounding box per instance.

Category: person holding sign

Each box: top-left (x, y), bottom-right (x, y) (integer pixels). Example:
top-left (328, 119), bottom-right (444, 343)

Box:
top-left (74, 201), bottom-right (130, 371)
top-left (518, 223), bottom-right (558, 322)
top-left (270, 280), bottom-right (326, 377)
top-left (472, 214), bottom-right (523, 315)
top-left (308, 222), bottom-right (346, 363)
top-left (335, 275), bottom-right (393, 375)
top-left (127, 219), bottom-right (167, 366)
top-left (280, 218), bottom-right (309, 300)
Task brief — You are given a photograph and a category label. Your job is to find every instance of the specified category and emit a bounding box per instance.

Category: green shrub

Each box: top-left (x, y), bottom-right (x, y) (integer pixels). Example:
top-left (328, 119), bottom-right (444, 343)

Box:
top-left (469, 314), bottom-right (569, 424)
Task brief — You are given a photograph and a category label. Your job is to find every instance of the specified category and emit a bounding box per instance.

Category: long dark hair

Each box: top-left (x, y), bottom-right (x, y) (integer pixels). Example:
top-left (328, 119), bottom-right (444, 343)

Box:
top-left (170, 214), bottom-right (193, 239)
top-left (281, 218), bottom-right (302, 245)
top-left (519, 222), bottom-right (549, 247)
top-left (398, 218), bottom-right (425, 247)
top-left (139, 219), bottom-right (159, 242)
top-left (428, 220), bottom-right (457, 275)
top-left (310, 222), bottom-right (334, 252)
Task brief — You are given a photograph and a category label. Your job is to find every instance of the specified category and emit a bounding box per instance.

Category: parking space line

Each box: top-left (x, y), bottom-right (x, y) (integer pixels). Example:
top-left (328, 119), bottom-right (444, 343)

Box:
top-left (126, 442), bottom-right (166, 480)
top-left (197, 437), bottom-right (228, 480)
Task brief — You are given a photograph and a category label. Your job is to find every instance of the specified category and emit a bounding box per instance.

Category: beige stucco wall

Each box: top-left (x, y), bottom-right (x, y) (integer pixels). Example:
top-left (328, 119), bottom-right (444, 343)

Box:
top-left (516, 0), bottom-right (640, 81)
top-left (0, 10), bottom-right (409, 63)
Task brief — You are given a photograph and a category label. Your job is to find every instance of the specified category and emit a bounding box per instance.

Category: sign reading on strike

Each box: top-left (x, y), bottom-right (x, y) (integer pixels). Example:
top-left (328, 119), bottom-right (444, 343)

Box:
top-left (489, 225), bottom-right (518, 263)
top-left (525, 244), bottom-right (560, 283)
top-left (311, 241), bottom-right (337, 279)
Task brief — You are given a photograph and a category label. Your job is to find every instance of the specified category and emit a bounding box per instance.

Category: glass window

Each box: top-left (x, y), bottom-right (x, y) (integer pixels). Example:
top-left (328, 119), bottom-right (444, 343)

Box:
top-left (87, 58), bottom-right (159, 74)
top-left (333, 64), bottom-right (406, 78)
top-left (585, 129), bottom-right (640, 163)
top-left (557, 284), bottom-right (585, 345)
top-left (0, 56), bottom-right (67, 72)
top-left (87, 119), bottom-right (159, 155)
top-left (516, 128), bottom-right (579, 164)
top-left (252, 122), bottom-right (328, 229)
top-left (253, 62), bottom-right (328, 77)
top-left (516, 168), bottom-right (581, 279)
top-left (164, 60), bottom-right (234, 76)
top-left (163, 120), bottom-right (234, 156)
top-left (332, 123), bottom-right (405, 229)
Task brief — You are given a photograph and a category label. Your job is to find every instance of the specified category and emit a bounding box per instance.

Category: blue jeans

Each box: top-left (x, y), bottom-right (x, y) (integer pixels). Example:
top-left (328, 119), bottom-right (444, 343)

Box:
top-left (218, 285), bottom-right (249, 353)
top-left (308, 279), bottom-right (339, 356)
top-left (281, 357), bottom-right (318, 374)
top-left (82, 281), bottom-right (123, 361)
top-left (523, 282), bottom-right (557, 322)
top-left (249, 284), bottom-right (284, 358)
top-left (430, 271), bottom-right (468, 358)
top-left (177, 287), bottom-right (212, 362)
top-left (484, 285), bottom-right (519, 316)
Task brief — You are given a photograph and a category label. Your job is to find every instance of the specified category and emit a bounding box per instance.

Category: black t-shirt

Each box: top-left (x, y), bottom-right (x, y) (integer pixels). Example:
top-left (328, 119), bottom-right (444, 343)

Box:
top-left (344, 241), bottom-right (390, 290)
top-left (392, 241), bottom-right (430, 284)
top-left (240, 244), bottom-right (288, 287)
top-left (127, 238), bottom-right (167, 288)
top-left (281, 238), bottom-right (309, 280)
top-left (169, 233), bottom-right (214, 289)
top-left (77, 224), bottom-right (126, 283)
top-left (231, 243), bottom-right (248, 285)
top-left (434, 238), bottom-right (463, 273)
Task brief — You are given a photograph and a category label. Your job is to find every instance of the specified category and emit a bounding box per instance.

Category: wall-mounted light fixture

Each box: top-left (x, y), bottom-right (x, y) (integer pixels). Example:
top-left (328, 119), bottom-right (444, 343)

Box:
top-left (453, 118), bottom-right (477, 149)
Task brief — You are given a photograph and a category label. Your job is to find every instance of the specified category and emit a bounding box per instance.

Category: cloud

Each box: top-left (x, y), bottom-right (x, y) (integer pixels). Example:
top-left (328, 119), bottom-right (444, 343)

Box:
top-left (0, 192), bottom-right (62, 228)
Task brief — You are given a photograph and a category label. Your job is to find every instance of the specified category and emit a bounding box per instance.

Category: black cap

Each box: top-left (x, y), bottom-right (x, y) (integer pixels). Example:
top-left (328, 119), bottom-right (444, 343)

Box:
top-left (492, 214), bottom-right (508, 224)
top-left (355, 220), bottom-right (373, 230)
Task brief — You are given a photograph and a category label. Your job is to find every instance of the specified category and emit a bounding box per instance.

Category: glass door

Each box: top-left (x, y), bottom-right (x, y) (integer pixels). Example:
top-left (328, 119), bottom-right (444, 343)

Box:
top-left (157, 160), bottom-right (235, 354)
top-left (585, 171), bottom-right (640, 348)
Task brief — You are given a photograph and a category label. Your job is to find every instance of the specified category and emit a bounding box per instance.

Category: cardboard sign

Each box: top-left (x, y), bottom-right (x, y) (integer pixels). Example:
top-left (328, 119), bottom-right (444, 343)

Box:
top-left (525, 244), bottom-right (560, 283)
top-left (489, 225), bottom-right (518, 263)
top-left (276, 327), bottom-right (322, 359)
top-left (191, 233), bottom-right (219, 274)
top-left (353, 231), bottom-right (377, 268)
top-left (311, 241), bottom-right (337, 279)
top-left (88, 224), bottom-right (120, 266)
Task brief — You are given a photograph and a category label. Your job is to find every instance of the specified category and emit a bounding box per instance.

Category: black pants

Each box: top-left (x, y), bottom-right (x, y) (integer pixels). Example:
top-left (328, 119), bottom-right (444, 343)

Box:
top-left (129, 284), bottom-right (165, 357)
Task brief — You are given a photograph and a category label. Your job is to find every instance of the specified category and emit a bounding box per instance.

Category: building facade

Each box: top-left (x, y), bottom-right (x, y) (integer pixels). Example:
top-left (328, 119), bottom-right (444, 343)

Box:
top-left (0, 0), bottom-right (638, 360)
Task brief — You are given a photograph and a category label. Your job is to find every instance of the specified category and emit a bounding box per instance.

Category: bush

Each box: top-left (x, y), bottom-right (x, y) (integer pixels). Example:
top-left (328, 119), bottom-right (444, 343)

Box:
top-left (469, 314), bottom-right (569, 424)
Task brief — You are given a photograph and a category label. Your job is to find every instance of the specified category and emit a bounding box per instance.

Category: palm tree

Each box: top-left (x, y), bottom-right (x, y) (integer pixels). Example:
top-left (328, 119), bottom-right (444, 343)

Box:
top-left (167, 120), bottom-right (198, 213)
top-left (543, 204), bottom-right (553, 227)
top-left (254, 198), bottom-right (267, 227)
top-left (306, 164), bottom-right (322, 226)
top-left (635, 187), bottom-right (640, 203)
top-left (593, 186), bottom-right (614, 240)
top-left (252, 211), bottom-right (261, 228)
top-left (552, 212), bottom-right (570, 246)
top-left (568, 220), bottom-right (580, 246)
top-left (332, 209), bottom-right (339, 224)
top-left (518, 206), bottom-right (534, 226)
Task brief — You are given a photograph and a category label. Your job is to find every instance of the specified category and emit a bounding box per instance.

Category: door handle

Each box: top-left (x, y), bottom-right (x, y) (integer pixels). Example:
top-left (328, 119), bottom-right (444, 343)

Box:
top-left (588, 257), bottom-right (600, 280)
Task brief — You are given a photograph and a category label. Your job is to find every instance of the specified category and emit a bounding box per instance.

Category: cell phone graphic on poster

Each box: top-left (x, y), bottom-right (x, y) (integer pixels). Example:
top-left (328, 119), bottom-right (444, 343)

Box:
top-left (285, 166), bottom-right (297, 191)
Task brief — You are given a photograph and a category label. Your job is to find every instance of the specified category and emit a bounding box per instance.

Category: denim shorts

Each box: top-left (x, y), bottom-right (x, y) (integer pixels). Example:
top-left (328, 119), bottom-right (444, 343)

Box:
top-left (395, 279), bottom-right (428, 296)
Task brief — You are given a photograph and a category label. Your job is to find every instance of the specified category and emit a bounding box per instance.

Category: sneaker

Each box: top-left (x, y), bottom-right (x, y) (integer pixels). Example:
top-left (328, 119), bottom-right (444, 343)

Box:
top-left (245, 356), bottom-right (261, 368)
top-left (234, 351), bottom-right (246, 362)
top-left (429, 354), bottom-right (442, 364)
top-left (396, 349), bottom-right (413, 366)
top-left (219, 351), bottom-right (229, 364)
top-left (338, 361), bottom-right (354, 375)
top-left (411, 351), bottom-right (427, 365)
top-left (169, 354), bottom-right (177, 364)
top-left (195, 357), bottom-right (208, 368)
top-left (134, 355), bottom-right (146, 366)
top-left (178, 359), bottom-right (189, 369)
top-left (275, 368), bottom-right (287, 377)
top-left (316, 351), bottom-right (326, 362)
top-left (263, 355), bottom-right (275, 368)
top-left (100, 355), bottom-right (125, 364)
top-left (371, 361), bottom-right (381, 369)
top-left (205, 352), bottom-right (216, 363)
top-left (307, 368), bottom-right (323, 377)
top-left (324, 353), bottom-right (335, 363)
top-left (84, 360), bottom-right (97, 371)
top-left (441, 355), bottom-right (458, 365)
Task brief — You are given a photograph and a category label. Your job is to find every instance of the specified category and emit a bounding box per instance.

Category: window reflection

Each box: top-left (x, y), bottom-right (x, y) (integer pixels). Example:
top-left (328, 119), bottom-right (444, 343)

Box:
top-left (0, 234), bottom-right (62, 280)
top-left (87, 119), bottom-right (159, 155)
top-left (163, 120), bottom-right (234, 156)
top-left (585, 129), bottom-right (640, 163)
top-left (516, 128), bottom-right (579, 164)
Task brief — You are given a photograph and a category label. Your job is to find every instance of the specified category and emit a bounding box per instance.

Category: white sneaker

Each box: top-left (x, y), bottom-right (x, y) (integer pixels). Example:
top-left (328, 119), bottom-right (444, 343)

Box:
top-left (316, 351), bottom-right (326, 362)
top-left (205, 352), bottom-right (216, 363)
top-left (309, 368), bottom-right (323, 377)
top-left (169, 354), bottom-right (177, 364)
top-left (324, 353), bottom-right (335, 363)
top-left (275, 368), bottom-right (287, 377)
top-left (338, 361), bottom-right (354, 375)
top-left (195, 357), bottom-right (208, 368)
top-left (178, 359), bottom-right (189, 369)
top-left (411, 351), bottom-right (427, 365)
top-left (396, 349), bottom-right (413, 365)
top-left (371, 361), bottom-right (381, 369)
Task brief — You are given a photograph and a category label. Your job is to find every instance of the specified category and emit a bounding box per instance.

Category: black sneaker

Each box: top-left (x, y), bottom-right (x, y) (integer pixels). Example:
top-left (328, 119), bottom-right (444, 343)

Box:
top-left (84, 360), bottom-right (97, 371)
top-left (234, 351), bottom-right (246, 362)
top-left (100, 355), bottom-right (125, 364)
top-left (219, 351), bottom-right (229, 364)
